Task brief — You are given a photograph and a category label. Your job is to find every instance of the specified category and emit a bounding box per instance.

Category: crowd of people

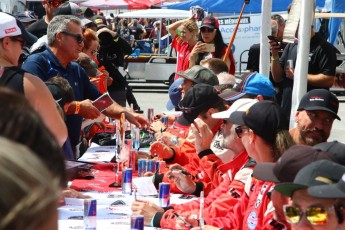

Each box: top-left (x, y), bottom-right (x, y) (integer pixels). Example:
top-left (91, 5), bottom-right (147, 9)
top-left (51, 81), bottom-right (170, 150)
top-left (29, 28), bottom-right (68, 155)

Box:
top-left (0, 0), bottom-right (344, 229)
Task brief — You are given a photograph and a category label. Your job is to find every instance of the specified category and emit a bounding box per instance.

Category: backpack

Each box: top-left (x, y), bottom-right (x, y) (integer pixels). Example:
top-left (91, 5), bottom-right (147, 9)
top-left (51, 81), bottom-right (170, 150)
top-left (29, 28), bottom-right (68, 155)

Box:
top-left (0, 66), bottom-right (25, 94)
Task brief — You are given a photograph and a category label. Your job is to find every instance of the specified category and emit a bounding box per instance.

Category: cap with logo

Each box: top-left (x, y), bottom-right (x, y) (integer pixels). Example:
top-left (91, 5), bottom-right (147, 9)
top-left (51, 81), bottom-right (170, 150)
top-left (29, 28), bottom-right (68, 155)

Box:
top-left (92, 15), bottom-right (107, 29)
top-left (76, 53), bottom-right (102, 77)
top-left (212, 98), bottom-right (258, 119)
top-left (313, 141), bottom-right (345, 165)
top-left (177, 65), bottom-right (219, 86)
top-left (166, 78), bottom-right (184, 110)
top-left (229, 100), bottom-right (289, 144)
top-left (16, 11), bottom-right (37, 23)
top-left (200, 16), bottom-right (219, 29)
top-left (0, 12), bottom-right (37, 45)
top-left (274, 160), bottom-right (345, 197)
top-left (253, 145), bottom-right (334, 183)
top-left (177, 84), bottom-right (222, 126)
top-left (297, 89), bottom-right (340, 120)
top-left (219, 72), bottom-right (275, 101)
top-left (308, 174), bottom-right (345, 198)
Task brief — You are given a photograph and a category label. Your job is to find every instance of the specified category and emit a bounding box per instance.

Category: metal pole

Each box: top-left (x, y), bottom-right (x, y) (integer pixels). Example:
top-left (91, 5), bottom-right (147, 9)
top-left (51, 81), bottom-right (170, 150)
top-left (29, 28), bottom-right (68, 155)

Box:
top-left (259, 0), bottom-right (272, 77)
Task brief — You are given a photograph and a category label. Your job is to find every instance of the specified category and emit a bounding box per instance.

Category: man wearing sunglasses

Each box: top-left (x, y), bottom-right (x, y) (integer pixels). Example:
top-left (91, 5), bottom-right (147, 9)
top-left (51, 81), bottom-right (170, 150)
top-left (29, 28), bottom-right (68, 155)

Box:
top-left (23, 15), bottom-right (149, 152)
top-left (275, 160), bottom-right (345, 229)
top-left (27, 0), bottom-right (67, 38)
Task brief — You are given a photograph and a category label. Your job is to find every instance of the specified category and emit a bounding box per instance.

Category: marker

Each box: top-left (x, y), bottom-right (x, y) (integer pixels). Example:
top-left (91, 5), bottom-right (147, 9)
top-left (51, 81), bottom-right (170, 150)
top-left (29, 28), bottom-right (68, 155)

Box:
top-left (172, 169), bottom-right (191, 176)
top-left (173, 212), bottom-right (193, 228)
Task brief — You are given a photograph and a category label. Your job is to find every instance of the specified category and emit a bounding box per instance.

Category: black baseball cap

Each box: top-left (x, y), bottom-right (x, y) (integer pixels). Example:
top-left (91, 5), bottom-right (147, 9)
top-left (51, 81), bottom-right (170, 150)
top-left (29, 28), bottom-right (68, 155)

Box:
top-left (297, 89), bottom-right (340, 120)
top-left (275, 160), bottom-right (345, 197)
top-left (177, 84), bottom-right (222, 126)
top-left (177, 65), bottom-right (219, 86)
top-left (54, 2), bottom-right (82, 17)
top-left (308, 173), bottom-right (345, 198)
top-left (200, 16), bottom-right (219, 29)
top-left (313, 141), bottom-right (345, 166)
top-left (229, 101), bottom-right (289, 144)
top-left (253, 145), bottom-right (333, 183)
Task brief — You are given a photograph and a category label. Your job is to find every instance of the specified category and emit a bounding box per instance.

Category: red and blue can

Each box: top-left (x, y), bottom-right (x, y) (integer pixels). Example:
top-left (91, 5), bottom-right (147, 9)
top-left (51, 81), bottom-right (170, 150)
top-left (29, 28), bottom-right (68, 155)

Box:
top-left (122, 168), bottom-right (132, 194)
top-left (146, 159), bottom-right (156, 173)
top-left (159, 182), bottom-right (170, 207)
top-left (84, 199), bottom-right (97, 229)
top-left (161, 116), bottom-right (169, 126)
top-left (130, 215), bottom-right (144, 230)
top-left (138, 159), bottom-right (147, 177)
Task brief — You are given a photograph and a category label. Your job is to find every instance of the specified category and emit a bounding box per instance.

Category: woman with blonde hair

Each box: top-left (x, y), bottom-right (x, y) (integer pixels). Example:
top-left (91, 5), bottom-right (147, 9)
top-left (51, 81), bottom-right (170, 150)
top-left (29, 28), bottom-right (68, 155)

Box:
top-left (0, 137), bottom-right (60, 230)
top-left (167, 17), bottom-right (199, 81)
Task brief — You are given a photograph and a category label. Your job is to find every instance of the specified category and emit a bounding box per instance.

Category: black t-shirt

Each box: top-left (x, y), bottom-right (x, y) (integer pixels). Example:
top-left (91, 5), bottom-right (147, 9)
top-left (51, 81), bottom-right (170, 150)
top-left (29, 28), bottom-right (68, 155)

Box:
top-left (27, 18), bottom-right (48, 39)
top-left (247, 43), bottom-right (260, 72)
top-left (130, 25), bottom-right (144, 40)
top-left (279, 33), bottom-right (337, 117)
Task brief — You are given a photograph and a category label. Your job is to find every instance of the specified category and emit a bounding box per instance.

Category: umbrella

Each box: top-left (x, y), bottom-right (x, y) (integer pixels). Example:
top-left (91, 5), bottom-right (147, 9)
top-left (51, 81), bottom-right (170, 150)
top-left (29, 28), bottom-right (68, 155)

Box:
top-left (80, 0), bottom-right (146, 10)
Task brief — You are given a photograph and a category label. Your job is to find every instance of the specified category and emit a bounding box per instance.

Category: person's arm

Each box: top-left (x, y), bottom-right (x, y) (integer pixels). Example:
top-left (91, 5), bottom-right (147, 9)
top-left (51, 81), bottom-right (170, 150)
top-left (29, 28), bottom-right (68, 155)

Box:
top-left (270, 40), bottom-right (284, 83)
top-left (307, 73), bottom-right (335, 88)
top-left (24, 73), bottom-right (68, 146)
top-left (167, 18), bottom-right (192, 38)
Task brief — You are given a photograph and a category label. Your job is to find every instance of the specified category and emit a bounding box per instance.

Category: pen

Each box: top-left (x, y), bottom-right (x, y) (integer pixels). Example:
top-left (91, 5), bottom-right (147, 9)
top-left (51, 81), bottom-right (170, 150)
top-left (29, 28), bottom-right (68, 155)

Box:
top-left (173, 212), bottom-right (193, 228)
top-left (172, 169), bottom-right (191, 176)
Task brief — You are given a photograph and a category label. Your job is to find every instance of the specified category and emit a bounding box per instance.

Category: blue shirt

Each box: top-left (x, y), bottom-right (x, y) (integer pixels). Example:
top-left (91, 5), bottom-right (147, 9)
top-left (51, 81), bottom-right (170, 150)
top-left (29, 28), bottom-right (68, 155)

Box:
top-left (22, 48), bottom-right (101, 147)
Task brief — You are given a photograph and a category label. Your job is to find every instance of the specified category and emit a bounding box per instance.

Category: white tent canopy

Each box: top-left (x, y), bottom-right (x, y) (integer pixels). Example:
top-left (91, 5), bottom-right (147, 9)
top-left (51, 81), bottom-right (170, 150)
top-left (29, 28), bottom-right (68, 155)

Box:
top-left (118, 9), bottom-right (190, 18)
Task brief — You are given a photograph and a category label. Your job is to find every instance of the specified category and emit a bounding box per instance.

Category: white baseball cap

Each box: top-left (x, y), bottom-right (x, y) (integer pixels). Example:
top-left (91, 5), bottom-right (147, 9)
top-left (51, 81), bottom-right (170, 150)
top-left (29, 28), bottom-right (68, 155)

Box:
top-left (0, 12), bottom-right (37, 44)
top-left (212, 98), bottom-right (258, 119)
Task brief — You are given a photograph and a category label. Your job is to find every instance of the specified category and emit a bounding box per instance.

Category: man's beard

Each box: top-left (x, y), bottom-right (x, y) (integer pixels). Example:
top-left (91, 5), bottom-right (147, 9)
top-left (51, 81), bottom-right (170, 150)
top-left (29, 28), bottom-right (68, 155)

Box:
top-left (298, 126), bottom-right (328, 146)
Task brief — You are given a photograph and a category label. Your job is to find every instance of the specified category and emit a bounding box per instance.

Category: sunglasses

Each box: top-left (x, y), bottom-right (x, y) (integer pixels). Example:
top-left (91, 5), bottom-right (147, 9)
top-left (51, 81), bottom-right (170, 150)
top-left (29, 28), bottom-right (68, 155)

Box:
top-left (61, 31), bottom-right (84, 44)
top-left (46, 0), bottom-right (66, 7)
top-left (200, 27), bottom-right (215, 33)
top-left (10, 36), bottom-right (26, 48)
top-left (283, 205), bottom-right (333, 225)
top-left (235, 126), bottom-right (249, 138)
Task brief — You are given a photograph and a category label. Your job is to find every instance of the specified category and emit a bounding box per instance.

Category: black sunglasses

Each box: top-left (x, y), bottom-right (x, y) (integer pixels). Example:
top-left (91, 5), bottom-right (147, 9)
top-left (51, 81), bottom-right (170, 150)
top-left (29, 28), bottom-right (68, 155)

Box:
top-left (10, 36), bottom-right (26, 48)
top-left (61, 31), bottom-right (84, 44)
top-left (200, 27), bottom-right (215, 33)
top-left (235, 126), bottom-right (249, 138)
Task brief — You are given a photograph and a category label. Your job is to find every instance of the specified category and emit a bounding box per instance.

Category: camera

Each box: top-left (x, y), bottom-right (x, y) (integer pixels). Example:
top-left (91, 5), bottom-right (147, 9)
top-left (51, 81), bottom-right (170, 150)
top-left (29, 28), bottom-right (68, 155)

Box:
top-left (190, 6), bottom-right (205, 21)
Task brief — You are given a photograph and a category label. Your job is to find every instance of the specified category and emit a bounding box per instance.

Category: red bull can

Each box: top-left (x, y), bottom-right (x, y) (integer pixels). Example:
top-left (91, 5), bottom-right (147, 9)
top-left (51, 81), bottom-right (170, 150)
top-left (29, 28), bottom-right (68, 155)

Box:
top-left (146, 159), bottom-right (156, 173)
top-left (138, 158), bottom-right (147, 177)
top-left (159, 182), bottom-right (170, 207)
top-left (84, 199), bottom-right (97, 230)
top-left (130, 215), bottom-right (144, 230)
top-left (122, 168), bottom-right (132, 195)
top-left (161, 116), bottom-right (168, 126)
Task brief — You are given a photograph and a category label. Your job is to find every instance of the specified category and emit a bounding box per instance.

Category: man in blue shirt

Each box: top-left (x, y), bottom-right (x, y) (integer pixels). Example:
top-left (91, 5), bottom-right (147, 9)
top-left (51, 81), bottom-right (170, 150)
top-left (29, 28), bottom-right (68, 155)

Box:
top-left (23, 15), bottom-right (148, 150)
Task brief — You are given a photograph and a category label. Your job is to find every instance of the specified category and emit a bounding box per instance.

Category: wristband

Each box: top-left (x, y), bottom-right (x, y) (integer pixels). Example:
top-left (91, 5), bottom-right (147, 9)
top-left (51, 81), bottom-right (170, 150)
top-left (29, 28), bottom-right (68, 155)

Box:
top-left (271, 57), bottom-right (279, 62)
top-left (75, 101), bottom-right (80, 114)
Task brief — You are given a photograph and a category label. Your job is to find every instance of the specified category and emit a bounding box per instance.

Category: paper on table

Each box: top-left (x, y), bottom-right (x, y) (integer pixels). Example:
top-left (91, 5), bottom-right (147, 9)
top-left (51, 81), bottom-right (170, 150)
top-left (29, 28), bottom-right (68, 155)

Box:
top-left (132, 177), bottom-right (158, 196)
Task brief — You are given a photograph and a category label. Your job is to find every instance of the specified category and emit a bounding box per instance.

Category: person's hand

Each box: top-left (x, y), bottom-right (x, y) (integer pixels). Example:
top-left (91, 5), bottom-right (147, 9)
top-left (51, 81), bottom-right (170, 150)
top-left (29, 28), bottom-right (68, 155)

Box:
top-left (154, 113), bottom-right (164, 121)
top-left (168, 163), bottom-right (184, 171)
top-left (61, 188), bottom-right (92, 199)
top-left (93, 121), bottom-right (106, 130)
top-left (150, 120), bottom-right (166, 133)
top-left (285, 68), bottom-right (294, 80)
top-left (125, 111), bottom-right (149, 129)
top-left (190, 41), bottom-right (207, 57)
top-left (269, 40), bottom-right (281, 57)
top-left (79, 99), bottom-right (101, 119)
top-left (166, 170), bottom-right (195, 194)
top-left (191, 118), bottom-right (213, 153)
top-left (131, 200), bottom-right (164, 225)
top-left (191, 225), bottom-right (222, 230)
top-left (150, 141), bottom-right (174, 159)
top-left (175, 214), bottom-right (199, 229)
top-left (106, 76), bottom-right (113, 86)
top-left (90, 77), bottom-right (100, 86)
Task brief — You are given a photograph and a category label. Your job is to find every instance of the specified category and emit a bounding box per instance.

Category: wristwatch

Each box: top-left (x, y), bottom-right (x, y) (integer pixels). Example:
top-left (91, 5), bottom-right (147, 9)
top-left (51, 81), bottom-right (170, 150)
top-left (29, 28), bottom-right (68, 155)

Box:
top-left (170, 136), bottom-right (179, 145)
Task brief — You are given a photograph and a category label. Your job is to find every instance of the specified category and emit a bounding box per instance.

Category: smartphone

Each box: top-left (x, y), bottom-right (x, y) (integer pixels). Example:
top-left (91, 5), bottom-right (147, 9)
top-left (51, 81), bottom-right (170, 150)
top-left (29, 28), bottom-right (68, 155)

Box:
top-left (267, 35), bottom-right (281, 47)
top-left (204, 43), bottom-right (215, 53)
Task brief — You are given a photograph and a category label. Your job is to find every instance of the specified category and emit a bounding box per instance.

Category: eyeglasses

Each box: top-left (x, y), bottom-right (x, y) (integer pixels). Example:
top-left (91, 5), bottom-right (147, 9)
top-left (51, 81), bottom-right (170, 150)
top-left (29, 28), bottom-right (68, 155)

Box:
top-left (91, 50), bottom-right (99, 56)
top-left (61, 31), bottom-right (84, 44)
top-left (235, 126), bottom-right (250, 138)
top-left (46, 0), bottom-right (67, 7)
top-left (10, 37), bottom-right (25, 48)
top-left (283, 205), bottom-right (334, 225)
top-left (200, 27), bottom-right (215, 33)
